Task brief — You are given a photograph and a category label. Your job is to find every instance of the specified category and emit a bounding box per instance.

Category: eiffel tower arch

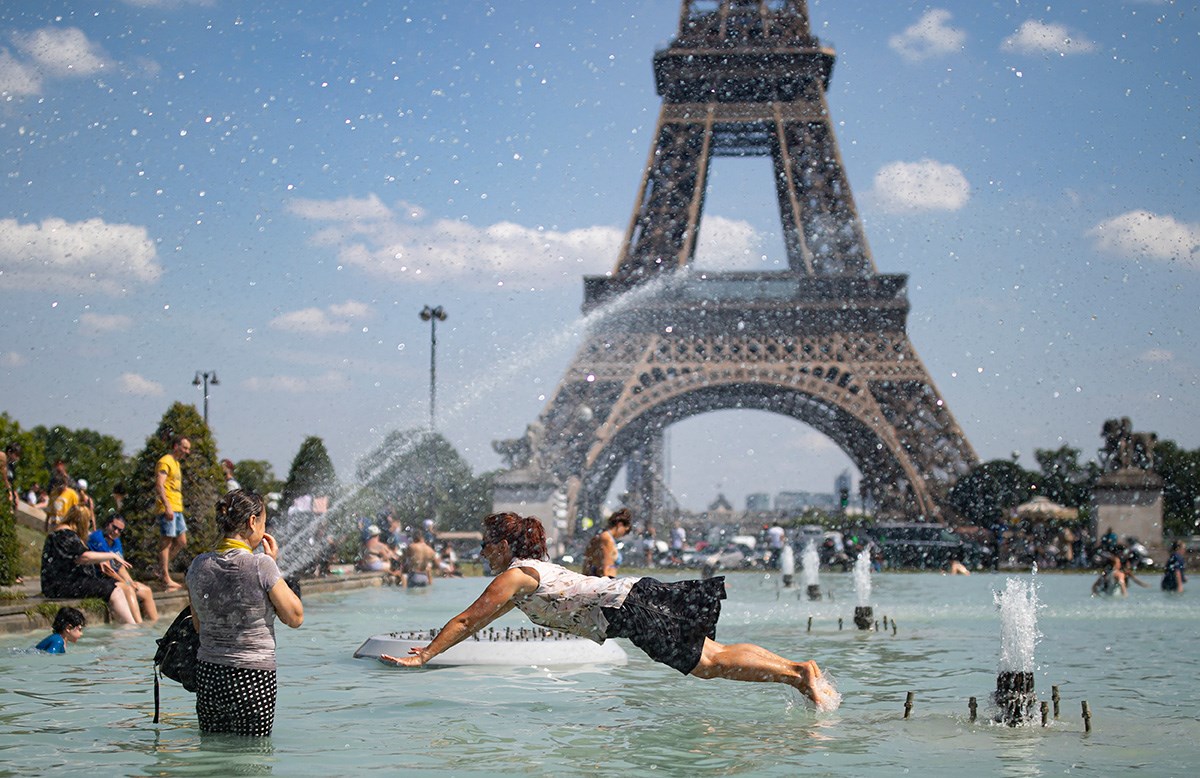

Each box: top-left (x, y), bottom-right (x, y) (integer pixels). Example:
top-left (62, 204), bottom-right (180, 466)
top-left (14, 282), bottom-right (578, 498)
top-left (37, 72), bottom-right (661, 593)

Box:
top-left (493, 1), bottom-right (977, 536)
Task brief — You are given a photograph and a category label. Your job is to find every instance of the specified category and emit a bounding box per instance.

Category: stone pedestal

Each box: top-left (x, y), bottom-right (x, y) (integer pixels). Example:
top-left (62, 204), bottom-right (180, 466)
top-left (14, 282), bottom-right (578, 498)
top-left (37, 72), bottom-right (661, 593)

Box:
top-left (1093, 468), bottom-right (1164, 559)
top-left (994, 671), bottom-right (1036, 727)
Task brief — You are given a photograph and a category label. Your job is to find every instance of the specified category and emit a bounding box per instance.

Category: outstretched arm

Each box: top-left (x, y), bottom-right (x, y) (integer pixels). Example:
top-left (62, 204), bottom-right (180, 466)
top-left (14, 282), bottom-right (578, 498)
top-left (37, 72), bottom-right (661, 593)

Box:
top-left (379, 567), bottom-right (538, 667)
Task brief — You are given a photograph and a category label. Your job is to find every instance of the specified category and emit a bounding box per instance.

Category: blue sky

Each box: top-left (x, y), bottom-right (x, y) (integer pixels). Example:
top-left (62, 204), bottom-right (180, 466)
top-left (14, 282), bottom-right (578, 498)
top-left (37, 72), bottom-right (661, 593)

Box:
top-left (1, 0), bottom-right (1196, 512)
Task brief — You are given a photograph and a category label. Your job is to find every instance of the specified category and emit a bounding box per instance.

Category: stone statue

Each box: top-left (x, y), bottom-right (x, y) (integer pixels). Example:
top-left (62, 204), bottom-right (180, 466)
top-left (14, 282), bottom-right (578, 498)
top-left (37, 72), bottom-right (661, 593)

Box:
top-left (1100, 417), bottom-right (1155, 472)
top-left (1131, 431), bottom-right (1157, 471)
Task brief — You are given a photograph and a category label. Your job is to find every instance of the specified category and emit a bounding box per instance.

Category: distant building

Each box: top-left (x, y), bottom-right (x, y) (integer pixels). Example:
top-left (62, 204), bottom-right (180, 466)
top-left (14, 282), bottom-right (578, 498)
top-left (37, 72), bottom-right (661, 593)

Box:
top-left (746, 493), bottom-right (771, 512)
top-left (775, 491), bottom-right (811, 512)
top-left (775, 490), bottom-right (836, 513)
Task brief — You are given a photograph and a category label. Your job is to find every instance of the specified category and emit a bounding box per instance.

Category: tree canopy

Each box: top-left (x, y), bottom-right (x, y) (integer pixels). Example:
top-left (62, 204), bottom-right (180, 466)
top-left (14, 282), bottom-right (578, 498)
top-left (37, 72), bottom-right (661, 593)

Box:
top-left (281, 436), bottom-right (338, 511)
top-left (350, 428), bottom-right (492, 533)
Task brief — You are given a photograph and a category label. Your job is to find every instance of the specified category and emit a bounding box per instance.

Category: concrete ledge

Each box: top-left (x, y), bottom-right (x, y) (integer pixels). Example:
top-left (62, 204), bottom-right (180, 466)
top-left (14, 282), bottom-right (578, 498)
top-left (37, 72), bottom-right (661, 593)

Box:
top-left (0, 571), bottom-right (386, 636)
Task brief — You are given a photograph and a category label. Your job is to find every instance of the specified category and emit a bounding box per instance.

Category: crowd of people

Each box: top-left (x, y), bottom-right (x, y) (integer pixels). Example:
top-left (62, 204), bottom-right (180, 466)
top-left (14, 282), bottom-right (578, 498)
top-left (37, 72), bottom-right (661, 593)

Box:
top-left (353, 511), bottom-right (462, 585)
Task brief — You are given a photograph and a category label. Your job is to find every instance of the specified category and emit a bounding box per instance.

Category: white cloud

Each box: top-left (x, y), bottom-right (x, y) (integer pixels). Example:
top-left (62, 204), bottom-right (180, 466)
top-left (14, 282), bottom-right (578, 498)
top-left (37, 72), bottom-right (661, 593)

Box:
top-left (287, 194), bottom-right (393, 223)
top-left (13, 27), bottom-right (110, 77)
top-left (889, 9), bottom-right (967, 62)
top-left (1138, 348), bottom-right (1174, 364)
top-left (1087, 210), bottom-right (1200, 267)
top-left (118, 0), bottom-right (216, 8)
top-left (80, 312), bottom-right (134, 333)
top-left (269, 299), bottom-right (372, 334)
top-left (1, 351), bottom-right (27, 367)
top-left (0, 49), bottom-right (41, 97)
top-left (0, 217), bottom-right (161, 294)
top-left (1001, 20), bottom-right (1098, 56)
top-left (242, 371), bottom-right (351, 393)
top-left (288, 194), bottom-right (624, 286)
top-left (692, 215), bottom-right (768, 270)
top-left (328, 299), bottom-right (371, 318)
top-left (871, 159), bottom-right (971, 213)
top-left (117, 372), bottom-right (164, 396)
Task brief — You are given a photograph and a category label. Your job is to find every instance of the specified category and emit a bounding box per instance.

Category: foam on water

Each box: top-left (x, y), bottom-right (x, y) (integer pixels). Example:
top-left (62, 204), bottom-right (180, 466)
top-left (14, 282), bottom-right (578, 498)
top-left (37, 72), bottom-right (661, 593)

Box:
top-left (811, 670), bottom-right (843, 712)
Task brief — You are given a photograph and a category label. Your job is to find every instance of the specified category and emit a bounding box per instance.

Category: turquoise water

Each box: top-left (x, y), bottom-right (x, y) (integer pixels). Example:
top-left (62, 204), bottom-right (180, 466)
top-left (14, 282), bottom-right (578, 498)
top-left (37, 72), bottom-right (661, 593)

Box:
top-left (3, 571), bottom-right (1198, 776)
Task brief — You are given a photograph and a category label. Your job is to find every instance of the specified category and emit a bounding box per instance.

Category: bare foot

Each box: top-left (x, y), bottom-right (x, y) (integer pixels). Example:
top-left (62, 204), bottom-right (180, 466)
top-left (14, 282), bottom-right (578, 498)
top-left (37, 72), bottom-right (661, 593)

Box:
top-left (163, 580), bottom-right (183, 591)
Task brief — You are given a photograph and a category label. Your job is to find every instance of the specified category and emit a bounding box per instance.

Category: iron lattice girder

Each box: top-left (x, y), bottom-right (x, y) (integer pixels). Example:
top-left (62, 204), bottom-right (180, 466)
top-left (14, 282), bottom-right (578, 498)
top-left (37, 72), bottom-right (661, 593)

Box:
top-left (617, 16), bottom-right (870, 282)
top-left (521, 272), bottom-right (977, 520)
top-left (493, 1), bottom-right (977, 524)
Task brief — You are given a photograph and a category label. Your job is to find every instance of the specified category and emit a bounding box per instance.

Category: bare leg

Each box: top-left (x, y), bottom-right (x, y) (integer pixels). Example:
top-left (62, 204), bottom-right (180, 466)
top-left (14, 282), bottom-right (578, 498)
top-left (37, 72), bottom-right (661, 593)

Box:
top-left (159, 535), bottom-right (186, 589)
top-left (136, 582), bottom-right (159, 621)
top-left (119, 581), bottom-right (143, 623)
top-left (158, 536), bottom-right (180, 588)
top-left (108, 586), bottom-right (137, 625)
top-left (690, 637), bottom-right (839, 710)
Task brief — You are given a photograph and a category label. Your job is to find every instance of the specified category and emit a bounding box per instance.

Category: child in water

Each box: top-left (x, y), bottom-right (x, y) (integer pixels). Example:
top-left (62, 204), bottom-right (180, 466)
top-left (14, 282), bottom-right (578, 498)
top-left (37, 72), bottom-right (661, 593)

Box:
top-left (35, 607), bottom-right (86, 653)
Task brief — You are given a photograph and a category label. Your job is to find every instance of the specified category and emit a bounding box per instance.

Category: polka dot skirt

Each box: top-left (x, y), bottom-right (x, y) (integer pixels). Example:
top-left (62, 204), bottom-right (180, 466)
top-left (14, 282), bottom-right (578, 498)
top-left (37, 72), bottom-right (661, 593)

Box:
top-left (196, 660), bottom-right (278, 737)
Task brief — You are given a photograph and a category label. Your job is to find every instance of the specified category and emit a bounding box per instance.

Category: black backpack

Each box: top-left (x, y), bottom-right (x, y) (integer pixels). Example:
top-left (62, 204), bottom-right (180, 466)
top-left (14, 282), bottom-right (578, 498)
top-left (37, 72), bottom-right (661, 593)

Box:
top-left (153, 606), bottom-right (200, 722)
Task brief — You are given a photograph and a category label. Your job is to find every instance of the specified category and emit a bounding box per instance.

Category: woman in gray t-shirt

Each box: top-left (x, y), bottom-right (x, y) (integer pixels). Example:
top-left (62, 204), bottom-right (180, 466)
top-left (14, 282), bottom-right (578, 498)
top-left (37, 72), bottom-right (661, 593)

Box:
top-left (186, 490), bottom-right (303, 736)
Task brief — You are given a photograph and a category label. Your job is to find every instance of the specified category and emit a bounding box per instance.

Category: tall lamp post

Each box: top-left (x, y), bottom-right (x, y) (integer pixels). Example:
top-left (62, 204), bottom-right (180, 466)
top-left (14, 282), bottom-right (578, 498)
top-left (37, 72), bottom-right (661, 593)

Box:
top-left (192, 370), bottom-right (219, 426)
top-left (419, 305), bottom-right (447, 430)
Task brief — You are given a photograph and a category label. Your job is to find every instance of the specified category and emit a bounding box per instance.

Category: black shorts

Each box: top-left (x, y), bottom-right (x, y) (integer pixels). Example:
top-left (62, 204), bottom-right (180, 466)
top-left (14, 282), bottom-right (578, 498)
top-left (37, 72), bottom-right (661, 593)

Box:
top-left (44, 575), bottom-right (117, 601)
top-left (602, 576), bottom-right (726, 674)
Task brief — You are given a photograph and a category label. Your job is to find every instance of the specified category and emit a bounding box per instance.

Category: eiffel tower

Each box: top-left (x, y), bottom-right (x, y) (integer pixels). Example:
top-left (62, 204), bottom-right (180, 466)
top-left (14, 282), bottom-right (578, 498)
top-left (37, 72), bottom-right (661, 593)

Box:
top-left (493, 0), bottom-right (977, 533)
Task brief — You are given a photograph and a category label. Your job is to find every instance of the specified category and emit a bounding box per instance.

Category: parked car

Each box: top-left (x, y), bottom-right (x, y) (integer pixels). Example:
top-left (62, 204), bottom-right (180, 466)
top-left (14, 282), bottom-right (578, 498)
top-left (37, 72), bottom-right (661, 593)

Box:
top-left (870, 522), bottom-right (984, 570)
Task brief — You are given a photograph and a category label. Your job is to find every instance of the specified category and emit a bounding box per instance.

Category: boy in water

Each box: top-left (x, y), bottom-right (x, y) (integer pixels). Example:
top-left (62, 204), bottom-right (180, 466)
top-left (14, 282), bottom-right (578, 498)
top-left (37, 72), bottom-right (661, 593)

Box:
top-left (35, 607), bottom-right (86, 653)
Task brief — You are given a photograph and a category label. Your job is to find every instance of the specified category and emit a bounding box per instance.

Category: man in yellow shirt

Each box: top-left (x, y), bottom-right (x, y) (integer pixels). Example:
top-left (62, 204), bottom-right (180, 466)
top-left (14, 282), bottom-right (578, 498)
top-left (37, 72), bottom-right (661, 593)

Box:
top-left (154, 436), bottom-right (192, 590)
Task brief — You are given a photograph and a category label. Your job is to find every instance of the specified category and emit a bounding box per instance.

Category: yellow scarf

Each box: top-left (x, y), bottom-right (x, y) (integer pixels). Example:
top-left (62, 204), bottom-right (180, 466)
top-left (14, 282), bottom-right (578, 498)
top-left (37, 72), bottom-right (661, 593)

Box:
top-left (216, 537), bottom-right (254, 554)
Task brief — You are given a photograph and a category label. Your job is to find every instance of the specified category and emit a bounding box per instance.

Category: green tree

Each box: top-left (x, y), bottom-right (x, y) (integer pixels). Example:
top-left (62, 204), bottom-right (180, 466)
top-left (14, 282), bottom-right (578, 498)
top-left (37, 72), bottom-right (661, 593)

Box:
top-left (0, 412), bottom-right (46, 496)
top-left (947, 459), bottom-right (1037, 526)
top-left (0, 418), bottom-right (21, 584)
top-left (121, 403), bottom-right (224, 575)
top-left (1157, 440), bottom-right (1200, 538)
top-left (281, 436), bottom-right (339, 511)
top-left (31, 424), bottom-right (132, 519)
top-left (233, 459), bottom-right (283, 497)
top-left (352, 429), bottom-right (492, 533)
top-left (1032, 445), bottom-right (1099, 510)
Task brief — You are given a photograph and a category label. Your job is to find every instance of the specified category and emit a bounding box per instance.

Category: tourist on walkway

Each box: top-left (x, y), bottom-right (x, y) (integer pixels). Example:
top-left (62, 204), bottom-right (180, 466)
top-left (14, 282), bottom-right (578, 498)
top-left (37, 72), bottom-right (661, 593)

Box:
top-left (153, 436), bottom-right (191, 590)
top-left (187, 490), bottom-right (304, 737)
top-left (379, 512), bottom-right (840, 710)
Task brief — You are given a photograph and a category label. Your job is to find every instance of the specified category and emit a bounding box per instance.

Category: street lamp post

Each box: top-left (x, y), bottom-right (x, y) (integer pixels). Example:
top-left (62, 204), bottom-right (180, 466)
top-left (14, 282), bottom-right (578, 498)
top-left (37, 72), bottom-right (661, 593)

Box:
top-left (192, 370), bottom-right (219, 426)
top-left (419, 306), bottom-right (447, 430)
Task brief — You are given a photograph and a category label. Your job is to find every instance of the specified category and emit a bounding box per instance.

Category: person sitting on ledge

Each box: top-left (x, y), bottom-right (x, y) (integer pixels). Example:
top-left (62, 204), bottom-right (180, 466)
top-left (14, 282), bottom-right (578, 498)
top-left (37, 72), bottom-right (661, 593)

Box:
top-left (379, 512), bottom-right (841, 711)
top-left (40, 505), bottom-right (137, 625)
top-left (88, 514), bottom-right (159, 622)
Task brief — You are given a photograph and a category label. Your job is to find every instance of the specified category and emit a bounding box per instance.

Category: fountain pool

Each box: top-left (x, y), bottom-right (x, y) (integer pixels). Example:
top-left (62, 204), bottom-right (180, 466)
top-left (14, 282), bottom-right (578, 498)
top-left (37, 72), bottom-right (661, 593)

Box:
top-left (2, 572), bottom-right (1197, 776)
